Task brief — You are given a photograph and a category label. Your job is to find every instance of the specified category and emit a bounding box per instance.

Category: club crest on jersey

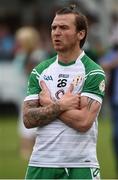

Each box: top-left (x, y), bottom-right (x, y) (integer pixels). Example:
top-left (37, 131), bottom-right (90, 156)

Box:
top-left (55, 89), bottom-right (65, 99)
top-left (72, 75), bottom-right (83, 87)
top-left (99, 80), bottom-right (105, 92)
top-left (43, 75), bottom-right (53, 81)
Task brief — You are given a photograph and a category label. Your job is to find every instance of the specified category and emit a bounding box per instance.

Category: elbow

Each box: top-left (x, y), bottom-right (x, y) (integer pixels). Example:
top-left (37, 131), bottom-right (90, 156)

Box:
top-left (24, 121), bottom-right (31, 129)
top-left (23, 111), bottom-right (32, 129)
top-left (76, 122), bottom-right (92, 133)
top-left (75, 114), bottom-right (94, 132)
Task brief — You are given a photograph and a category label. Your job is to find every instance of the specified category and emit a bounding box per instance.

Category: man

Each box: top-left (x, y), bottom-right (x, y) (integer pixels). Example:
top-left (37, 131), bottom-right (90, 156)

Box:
top-left (23, 5), bottom-right (106, 179)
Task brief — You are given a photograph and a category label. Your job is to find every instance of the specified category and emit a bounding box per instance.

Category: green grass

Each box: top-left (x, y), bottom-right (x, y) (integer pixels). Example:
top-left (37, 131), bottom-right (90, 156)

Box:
top-left (0, 116), bottom-right (28, 179)
top-left (0, 115), bottom-right (117, 179)
top-left (98, 117), bottom-right (117, 179)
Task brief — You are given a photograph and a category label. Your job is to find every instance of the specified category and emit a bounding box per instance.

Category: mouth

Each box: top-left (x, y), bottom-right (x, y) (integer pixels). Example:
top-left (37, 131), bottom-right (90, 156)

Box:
top-left (53, 39), bottom-right (62, 46)
top-left (54, 39), bottom-right (61, 43)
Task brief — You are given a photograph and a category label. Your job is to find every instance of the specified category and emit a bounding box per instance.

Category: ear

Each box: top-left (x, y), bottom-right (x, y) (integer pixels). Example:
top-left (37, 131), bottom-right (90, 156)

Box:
top-left (77, 30), bottom-right (85, 41)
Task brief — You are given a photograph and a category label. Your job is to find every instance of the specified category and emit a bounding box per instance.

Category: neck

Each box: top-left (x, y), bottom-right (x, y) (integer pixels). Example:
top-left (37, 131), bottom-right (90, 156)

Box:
top-left (58, 48), bottom-right (83, 63)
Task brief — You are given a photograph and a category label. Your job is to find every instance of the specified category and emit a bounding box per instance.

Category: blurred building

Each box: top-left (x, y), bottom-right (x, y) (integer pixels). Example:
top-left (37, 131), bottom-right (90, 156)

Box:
top-left (0, 0), bottom-right (118, 114)
top-left (0, 0), bottom-right (117, 46)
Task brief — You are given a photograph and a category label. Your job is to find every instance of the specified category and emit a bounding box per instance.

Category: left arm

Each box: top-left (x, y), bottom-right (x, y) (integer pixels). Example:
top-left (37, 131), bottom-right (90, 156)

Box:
top-left (39, 79), bottom-right (103, 132)
top-left (59, 96), bottom-right (101, 132)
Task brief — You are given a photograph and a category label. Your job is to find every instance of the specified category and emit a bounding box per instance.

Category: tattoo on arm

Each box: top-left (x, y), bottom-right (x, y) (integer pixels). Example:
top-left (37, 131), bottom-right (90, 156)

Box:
top-left (23, 100), bottom-right (62, 128)
top-left (87, 97), bottom-right (96, 110)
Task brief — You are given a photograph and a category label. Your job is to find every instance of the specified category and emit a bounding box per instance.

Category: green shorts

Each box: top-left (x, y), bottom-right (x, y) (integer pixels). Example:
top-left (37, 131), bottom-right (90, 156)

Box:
top-left (25, 166), bottom-right (100, 179)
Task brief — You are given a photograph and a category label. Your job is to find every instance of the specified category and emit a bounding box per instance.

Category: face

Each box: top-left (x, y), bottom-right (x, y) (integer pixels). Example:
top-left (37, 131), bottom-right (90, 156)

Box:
top-left (51, 14), bottom-right (80, 53)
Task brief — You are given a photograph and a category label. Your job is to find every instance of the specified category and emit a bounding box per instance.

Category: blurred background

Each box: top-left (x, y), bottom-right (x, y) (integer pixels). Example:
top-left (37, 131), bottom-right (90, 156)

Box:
top-left (0, 0), bottom-right (118, 179)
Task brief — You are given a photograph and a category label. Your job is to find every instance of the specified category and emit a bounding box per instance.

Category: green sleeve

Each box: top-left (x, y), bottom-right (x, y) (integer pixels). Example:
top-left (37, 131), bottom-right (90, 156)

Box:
top-left (82, 73), bottom-right (106, 100)
top-left (27, 69), bottom-right (41, 96)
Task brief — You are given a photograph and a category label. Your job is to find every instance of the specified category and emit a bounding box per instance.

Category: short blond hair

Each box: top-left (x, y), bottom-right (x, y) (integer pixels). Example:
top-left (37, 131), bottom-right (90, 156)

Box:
top-left (15, 26), bottom-right (40, 51)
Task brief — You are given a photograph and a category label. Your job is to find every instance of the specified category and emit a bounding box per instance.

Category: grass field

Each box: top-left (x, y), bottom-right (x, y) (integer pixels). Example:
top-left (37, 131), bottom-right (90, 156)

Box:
top-left (0, 115), bottom-right (117, 179)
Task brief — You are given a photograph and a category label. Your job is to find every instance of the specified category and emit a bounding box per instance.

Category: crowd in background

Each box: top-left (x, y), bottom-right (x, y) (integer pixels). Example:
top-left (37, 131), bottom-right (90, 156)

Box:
top-left (0, 0), bottom-right (118, 177)
top-left (1, 0), bottom-right (118, 110)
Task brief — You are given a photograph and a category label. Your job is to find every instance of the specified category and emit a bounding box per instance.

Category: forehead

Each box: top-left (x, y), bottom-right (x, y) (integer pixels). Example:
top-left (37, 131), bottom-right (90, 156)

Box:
top-left (52, 14), bottom-right (76, 26)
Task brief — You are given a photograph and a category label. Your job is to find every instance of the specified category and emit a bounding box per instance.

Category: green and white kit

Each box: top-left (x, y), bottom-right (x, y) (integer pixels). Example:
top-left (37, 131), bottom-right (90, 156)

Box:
top-left (24, 51), bottom-right (105, 168)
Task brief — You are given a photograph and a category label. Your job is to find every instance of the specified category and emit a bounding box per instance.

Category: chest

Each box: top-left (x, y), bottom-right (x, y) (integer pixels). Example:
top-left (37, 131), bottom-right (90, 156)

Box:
top-left (39, 62), bottom-right (85, 99)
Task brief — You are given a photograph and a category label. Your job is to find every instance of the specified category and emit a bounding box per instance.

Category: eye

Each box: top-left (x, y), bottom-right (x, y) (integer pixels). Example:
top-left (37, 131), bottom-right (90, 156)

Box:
top-left (60, 25), bottom-right (69, 30)
top-left (51, 25), bottom-right (56, 30)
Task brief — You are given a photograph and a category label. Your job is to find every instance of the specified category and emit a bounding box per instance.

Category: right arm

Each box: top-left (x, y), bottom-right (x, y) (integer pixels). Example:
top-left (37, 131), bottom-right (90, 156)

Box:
top-left (23, 99), bottom-right (63, 128)
top-left (23, 66), bottom-right (63, 128)
top-left (23, 81), bottom-right (80, 129)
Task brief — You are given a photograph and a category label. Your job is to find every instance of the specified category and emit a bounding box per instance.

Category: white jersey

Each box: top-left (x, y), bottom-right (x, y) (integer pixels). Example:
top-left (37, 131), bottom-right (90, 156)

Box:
top-left (24, 51), bottom-right (105, 168)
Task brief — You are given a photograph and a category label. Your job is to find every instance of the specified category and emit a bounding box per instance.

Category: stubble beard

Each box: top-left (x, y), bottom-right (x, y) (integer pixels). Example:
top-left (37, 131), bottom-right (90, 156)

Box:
top-left (54, 42), bottom-right (78, 55)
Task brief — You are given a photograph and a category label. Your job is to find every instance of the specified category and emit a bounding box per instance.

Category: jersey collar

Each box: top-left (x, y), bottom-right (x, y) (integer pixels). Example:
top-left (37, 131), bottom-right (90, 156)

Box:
top-left (56, 51), bottom-right (85, 66)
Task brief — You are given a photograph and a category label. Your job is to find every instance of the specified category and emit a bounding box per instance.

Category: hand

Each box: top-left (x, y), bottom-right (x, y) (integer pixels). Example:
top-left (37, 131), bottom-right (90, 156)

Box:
top-left (39, 80), bottom-right (53, 106)
top-left (78, 93), bottom-right (81, 110)
top-left (58, 84), bottom-right (81, 111)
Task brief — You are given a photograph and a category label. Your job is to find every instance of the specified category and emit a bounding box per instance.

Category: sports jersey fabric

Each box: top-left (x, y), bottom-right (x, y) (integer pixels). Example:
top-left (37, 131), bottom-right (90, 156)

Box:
top-left (24, 51), bottom-right (105, 168)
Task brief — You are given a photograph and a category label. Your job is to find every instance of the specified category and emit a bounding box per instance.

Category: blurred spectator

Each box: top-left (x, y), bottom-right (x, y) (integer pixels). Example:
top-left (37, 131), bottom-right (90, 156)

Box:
top-left (84, 11), bottom-right (105, 63)
top-left (13, 26), bottom-right (48, 160)
top-left (99, 26), bottom-right (118, 177)
top-left (0, 21), bottom-right (14, 60)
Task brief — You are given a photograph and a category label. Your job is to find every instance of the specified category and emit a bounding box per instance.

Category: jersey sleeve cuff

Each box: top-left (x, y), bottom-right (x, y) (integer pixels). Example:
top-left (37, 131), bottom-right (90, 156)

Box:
top-left (81, 92), bottom-right (102, 104)
top-left (24, 94), bottom-right (38, 101)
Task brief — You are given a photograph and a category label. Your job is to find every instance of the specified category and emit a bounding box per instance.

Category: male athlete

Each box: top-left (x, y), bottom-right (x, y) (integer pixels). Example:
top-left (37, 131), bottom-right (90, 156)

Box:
top-left (23, 5), bottom-right (106, 179)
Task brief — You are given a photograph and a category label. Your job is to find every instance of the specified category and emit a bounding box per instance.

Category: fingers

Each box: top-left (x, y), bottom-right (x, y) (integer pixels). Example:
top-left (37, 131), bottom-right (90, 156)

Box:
top-left (40, 80), bottom-right (49, 92)
top-left (66, 83), bottom-right (74, 93)
top-left (78, 95), bottom-right (81, 109)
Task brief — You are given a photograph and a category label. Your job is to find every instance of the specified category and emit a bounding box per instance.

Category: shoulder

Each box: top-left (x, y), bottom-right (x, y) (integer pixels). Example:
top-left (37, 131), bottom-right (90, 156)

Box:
top-left (82, 54), bottom-right (106, 100)
top-left (26, 56), bottom-right (57, 95)
top-left (28, 55), bottom-right (57, 82)
top-left (81, 53), bottom-right (105, 76)
top-left (29, 55), bottom-right (57, 78)
top-left (35, 56), bottom-right (57, 73)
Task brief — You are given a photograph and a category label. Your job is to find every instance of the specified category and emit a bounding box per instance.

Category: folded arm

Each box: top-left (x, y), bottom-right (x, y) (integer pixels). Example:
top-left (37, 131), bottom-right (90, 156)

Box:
top-left (59, 96), bottom-right (101, 132)
top-left (24, 80), bottom-right (101, 132)
top-left (23, 99), bottom-right (62, 128)
top-left (23, 82), bottom-right (80, 129)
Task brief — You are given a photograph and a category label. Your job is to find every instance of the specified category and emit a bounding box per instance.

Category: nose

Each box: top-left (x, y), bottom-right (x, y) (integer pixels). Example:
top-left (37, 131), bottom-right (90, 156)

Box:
top-left (53, 27), bottom-right (61, 36)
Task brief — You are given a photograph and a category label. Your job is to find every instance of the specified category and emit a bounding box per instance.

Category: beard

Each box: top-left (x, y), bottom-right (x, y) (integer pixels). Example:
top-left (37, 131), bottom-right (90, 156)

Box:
top-left (53, 40), bottom-right (78, 53)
